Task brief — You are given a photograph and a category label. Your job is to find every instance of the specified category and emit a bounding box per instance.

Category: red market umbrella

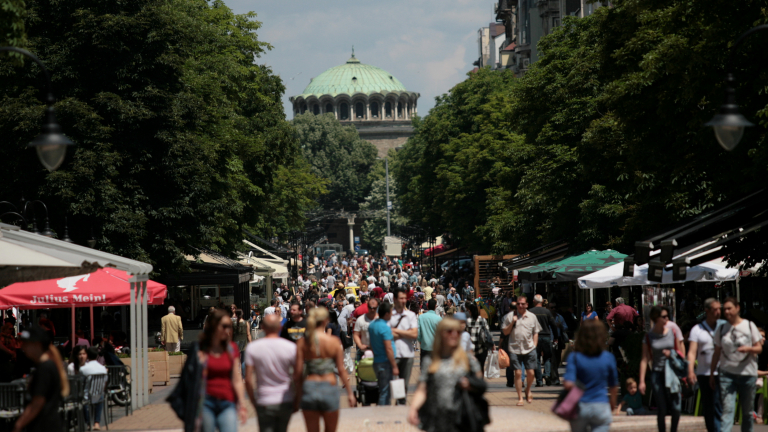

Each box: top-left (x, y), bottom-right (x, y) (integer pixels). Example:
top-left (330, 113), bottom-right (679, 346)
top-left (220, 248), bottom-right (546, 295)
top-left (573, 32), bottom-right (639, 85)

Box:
top-left (0, 268), bottom-right (165, 309)
top-left (424, 244), bottom-right (446, 257)
top-left (0, 268), bottom-right (166, 344)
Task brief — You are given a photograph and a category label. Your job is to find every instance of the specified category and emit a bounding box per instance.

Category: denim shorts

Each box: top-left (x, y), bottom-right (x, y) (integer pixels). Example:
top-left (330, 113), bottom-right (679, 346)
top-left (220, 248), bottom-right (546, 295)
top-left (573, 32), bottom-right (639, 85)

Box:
top-left (301, 380), bottom-right (339, 412)
top-left (509, 350), bottom-right (537, 371)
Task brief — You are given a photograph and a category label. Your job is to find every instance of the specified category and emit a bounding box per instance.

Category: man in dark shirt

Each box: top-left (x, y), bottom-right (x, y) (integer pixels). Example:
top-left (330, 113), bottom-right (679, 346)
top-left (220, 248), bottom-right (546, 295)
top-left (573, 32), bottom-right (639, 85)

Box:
top-left (280, 303), bottom-right (306, 342)
top-left (15, 326), bottom-right (63, 432)
top-left (529, 294), bottom-right (558, 386)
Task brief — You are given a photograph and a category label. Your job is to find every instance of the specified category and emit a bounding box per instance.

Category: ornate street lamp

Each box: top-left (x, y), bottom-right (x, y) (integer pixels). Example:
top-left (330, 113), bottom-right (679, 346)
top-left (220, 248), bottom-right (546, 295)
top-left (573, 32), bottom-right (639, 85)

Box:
top-left (704, 25), bottom-right (768, 151)
top-left (1, 47), bottom-right (75, 170)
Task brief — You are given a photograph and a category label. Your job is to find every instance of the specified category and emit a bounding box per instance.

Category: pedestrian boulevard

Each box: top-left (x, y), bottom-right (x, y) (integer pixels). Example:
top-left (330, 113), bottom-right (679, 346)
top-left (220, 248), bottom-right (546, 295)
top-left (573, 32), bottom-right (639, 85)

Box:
top-left (105, 353), bottom-right (709, 432)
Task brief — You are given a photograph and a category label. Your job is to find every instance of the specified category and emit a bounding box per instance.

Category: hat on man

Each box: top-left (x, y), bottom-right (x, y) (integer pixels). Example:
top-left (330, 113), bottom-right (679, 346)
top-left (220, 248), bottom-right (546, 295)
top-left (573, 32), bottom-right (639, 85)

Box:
top-left (453, 312), bottom-right (468, 322)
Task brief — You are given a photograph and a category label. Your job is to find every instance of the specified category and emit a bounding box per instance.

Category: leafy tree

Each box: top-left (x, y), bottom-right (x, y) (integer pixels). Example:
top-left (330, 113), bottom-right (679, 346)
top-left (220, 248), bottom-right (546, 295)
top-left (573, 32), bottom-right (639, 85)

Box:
top-left (396, 0), bottom-right (768, 263)
top-left (292, 113), bottom-right (377, 211)
top-left (0, 0), bottom-right (25, 48)
top-left (360, 154), bottom-right (407, 253)
top-left (392, 68), bottom-right (520, 251)
top-left (0, 0), bottom-right (323, 274)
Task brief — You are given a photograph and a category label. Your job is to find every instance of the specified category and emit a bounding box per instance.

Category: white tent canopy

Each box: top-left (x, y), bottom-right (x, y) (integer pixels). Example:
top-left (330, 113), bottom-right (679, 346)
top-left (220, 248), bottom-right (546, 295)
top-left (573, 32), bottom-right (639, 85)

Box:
top-left (578, 261), bottom-right (739, 289)
top-left (0, 222), bottom-right (152, 412)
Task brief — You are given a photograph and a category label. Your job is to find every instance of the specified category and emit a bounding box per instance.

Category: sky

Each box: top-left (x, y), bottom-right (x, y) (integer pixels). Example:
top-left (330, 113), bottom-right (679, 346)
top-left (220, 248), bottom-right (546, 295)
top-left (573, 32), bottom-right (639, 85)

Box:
top-left (226, 0), bottom-right (496, 119)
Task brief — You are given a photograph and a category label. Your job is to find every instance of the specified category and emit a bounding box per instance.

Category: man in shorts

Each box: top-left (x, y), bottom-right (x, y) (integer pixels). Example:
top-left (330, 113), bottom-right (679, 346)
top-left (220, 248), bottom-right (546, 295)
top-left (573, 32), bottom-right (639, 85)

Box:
top-left (502, 295), bottom-right (541, 405)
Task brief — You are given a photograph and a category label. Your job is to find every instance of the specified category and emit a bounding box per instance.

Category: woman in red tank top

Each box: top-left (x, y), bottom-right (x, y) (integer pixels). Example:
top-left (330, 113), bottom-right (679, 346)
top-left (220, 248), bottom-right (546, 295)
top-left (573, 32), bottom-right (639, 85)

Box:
top-left (199, 309), bottom-right (247, 432)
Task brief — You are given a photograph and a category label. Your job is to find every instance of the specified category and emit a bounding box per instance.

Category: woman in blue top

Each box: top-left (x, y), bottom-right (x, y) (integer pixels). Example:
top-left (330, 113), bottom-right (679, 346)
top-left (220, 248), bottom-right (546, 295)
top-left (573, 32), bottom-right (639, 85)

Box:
top-left (581, 303), bottom-right (598, 322)
top-left (564, 319), bottom-right (619, 432)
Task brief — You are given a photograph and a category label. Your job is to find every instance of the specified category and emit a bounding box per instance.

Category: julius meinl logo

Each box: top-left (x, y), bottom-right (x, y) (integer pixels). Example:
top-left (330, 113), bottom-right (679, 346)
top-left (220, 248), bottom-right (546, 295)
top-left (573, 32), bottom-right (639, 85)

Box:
top-left (30, 294), bottom-right (108, 304)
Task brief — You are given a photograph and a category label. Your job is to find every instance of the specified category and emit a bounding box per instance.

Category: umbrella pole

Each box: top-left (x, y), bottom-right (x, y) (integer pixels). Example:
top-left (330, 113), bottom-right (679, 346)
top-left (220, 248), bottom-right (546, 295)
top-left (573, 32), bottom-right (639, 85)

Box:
top-left (90, 305), bottom-right (94, 343)
top-left (71, 304), bottom-right (76, 348)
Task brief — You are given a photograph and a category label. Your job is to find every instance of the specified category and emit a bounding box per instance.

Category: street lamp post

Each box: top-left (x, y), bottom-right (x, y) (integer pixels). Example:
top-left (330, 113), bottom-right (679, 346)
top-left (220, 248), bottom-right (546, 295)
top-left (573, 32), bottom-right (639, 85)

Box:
top-left (704, 25), bottom-right (768, 151)
top-left (385, 157), bottom-right (391, 236)
top-left (1, 47), bottom-right (75, 170)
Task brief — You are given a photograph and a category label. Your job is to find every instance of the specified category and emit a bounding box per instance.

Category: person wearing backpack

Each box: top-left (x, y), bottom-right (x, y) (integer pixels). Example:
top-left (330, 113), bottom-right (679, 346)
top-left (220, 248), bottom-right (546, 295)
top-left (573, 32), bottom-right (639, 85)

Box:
top-left (639, 306), bottom-right (681, 432)
top-left (711, 297), bottom-right (762, 432)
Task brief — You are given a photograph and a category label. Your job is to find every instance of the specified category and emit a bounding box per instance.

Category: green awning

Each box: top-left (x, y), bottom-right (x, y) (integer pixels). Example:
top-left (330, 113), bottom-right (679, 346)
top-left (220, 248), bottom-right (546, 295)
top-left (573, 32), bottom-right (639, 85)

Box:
top-left (518, 250), bottom-right (627, 283)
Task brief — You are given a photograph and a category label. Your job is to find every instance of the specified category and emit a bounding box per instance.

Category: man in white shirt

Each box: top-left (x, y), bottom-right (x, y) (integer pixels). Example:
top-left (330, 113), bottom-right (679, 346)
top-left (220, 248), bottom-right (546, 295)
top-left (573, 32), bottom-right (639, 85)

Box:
top-left (80, 347), bottom-right (107, 430)
top-left (687, 298), bottom-right (724, 432)
top-left (263, 299), bottom-right (278, 316)
top-left (389, 287), bottom-right (418, 405)
top-left (354, 297), bottom-right (379, 361)
top-left (245, 314), bottom-right (297, 432)
top-left (502, 296), bottom-right (541, 405)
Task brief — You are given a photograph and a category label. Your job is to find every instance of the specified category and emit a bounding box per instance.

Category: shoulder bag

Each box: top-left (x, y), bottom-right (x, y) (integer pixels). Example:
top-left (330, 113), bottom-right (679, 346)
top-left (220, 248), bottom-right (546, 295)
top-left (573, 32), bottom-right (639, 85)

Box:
top-left (551, 353), bottom-right (584, 420)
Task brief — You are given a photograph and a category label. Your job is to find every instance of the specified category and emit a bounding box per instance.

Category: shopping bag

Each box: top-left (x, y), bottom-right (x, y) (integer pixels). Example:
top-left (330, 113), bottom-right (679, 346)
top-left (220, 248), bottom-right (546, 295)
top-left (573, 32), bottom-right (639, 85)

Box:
top-left (484, 351), bottom-right (500, 379)
top-left (391, 376), bottom-right (406, 400)
top-left (498, 349), bottom-right (510, 369)
top-left (343, 348), bottom-right (355, 374)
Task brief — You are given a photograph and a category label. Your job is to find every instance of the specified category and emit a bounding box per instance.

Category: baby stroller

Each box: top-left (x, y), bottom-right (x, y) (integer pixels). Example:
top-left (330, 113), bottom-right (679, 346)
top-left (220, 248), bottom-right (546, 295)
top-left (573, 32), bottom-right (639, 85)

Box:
top-left (354, 355), bottom-right (379, 406)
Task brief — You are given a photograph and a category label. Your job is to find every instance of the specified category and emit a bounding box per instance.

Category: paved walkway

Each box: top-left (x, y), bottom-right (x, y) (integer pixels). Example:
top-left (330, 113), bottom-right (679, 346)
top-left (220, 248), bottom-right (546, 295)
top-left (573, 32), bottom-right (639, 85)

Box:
top-left (106, 340), bottom-right (707, 432)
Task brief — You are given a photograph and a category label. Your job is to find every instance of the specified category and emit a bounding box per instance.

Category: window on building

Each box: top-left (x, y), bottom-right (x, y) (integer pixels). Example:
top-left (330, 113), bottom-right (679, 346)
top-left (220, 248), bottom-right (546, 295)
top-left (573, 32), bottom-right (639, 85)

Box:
top-left (385, 102), bottom-right (392, 118)
top-left (340, 103), bottom-right (349, 120)
top-left (397, 102), bottom-right (402, 118)
top-left (301, 103), bottom-right (307, 114)
top-left (553, 17), bottom-right (561, 27)
top-left (371, 102), bottom-right (379, 118)
top-left (313, 104), bottom-right (320, 115)
top-left (355, 102), bottom-right (365, 119)
top-left (325, 103), bottom-right (333, 114)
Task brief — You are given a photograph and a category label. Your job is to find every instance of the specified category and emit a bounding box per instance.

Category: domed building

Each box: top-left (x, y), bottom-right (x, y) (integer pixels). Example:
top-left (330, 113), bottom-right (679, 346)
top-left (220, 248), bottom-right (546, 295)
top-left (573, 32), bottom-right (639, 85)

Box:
top-left (290, 52), bottom-right (420, 157)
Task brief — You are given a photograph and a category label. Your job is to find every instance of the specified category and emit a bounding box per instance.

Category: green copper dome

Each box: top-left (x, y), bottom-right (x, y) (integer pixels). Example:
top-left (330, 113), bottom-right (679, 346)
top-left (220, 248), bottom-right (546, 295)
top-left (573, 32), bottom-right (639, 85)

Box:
top-left (297, 54), bottom-right (410, 98)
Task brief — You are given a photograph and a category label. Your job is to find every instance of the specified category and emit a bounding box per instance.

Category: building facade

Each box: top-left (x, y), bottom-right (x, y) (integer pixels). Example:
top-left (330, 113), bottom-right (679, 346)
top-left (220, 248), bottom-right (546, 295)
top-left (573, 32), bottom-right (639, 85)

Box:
top-left (289, 53), bottom-right (420, 157)
top-left (491, 0), bottom-right (608, 76)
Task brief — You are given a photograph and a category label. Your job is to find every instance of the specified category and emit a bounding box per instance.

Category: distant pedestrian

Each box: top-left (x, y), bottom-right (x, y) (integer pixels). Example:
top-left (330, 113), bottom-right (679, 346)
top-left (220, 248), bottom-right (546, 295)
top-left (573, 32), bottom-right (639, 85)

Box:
top-left (502, 295), bottom-right (540, 405)
top-left (417, 299), bottom-right (442, 364)
top-left (80, 347), bottom-right (108, 430)
top-left (280, 303), bottom-right (307, 343)
top-left (466, 303), bottom-right (492, 367)
top-left (389, 287), bottom-right (418, 405)
top-left (639, 306), bottom-right (681, 432)
top-left (711, 297), bottom-right (762, 432)
top-left (564, 319), bottom-right (618, 432)
top-left (369, 302), bottom-right (399, 406)
top-left (581, 303), bottom-right (597, 322)
top-left (686, 298), bottom-right (724, 432)
top-left (605, 297), bottom-right (638, 330)
top-left (529, 294), bottom-right (557, 387)
top-left (353, 297), bottom-right (379, 362)
top-left (244, 314), bottom-right (296, 432)
top-left (233, 310), bottom-right (251, 376)
top-left (549, 302), bottom-right (567, 386)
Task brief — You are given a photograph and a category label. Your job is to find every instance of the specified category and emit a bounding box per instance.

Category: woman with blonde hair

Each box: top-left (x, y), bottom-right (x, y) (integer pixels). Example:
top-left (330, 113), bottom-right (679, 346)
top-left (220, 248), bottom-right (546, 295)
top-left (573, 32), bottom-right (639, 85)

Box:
top-left (14, 326), bottom-right (70, 432)
top-left (294, 307), bottom-right (356, 432)
top-left (408, 318), bottom-right (487, 432)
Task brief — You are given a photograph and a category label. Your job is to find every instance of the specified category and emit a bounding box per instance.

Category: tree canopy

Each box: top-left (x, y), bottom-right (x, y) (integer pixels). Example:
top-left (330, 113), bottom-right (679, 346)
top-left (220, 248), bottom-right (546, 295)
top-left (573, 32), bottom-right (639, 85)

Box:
top-left (0, 0), bottom-right (323, 274)
top-left (394, 0), bottom-right (768, 260)
top-left (292, 113), bottom-right (377, 211)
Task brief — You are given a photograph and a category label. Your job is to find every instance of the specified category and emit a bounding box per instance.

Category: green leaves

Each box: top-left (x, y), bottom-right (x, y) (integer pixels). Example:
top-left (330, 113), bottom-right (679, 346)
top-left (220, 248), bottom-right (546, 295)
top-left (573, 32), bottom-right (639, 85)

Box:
top-left (0, 0), bottom-right (322, 274)
top-left (292, 113), bottom-right (377, 211)
top-left (394, 0), bottom-right (768, 258)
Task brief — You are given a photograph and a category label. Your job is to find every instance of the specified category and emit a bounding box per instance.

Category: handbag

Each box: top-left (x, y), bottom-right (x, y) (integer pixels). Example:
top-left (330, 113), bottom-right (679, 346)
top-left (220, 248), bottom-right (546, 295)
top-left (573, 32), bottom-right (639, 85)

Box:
top-left (454, 374), bottom-right (490, 432)
top-left (498, 348), bottom-right (510, 368)
top-left (551, 353), bottom-right (584, 420)
top-left (484, 351), bottom-right (500, 379)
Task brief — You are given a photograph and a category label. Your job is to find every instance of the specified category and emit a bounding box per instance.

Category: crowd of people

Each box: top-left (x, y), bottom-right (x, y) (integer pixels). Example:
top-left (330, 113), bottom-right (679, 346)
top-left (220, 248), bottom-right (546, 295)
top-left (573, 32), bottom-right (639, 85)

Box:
top-left (5, 249), bottom-right (766, 432)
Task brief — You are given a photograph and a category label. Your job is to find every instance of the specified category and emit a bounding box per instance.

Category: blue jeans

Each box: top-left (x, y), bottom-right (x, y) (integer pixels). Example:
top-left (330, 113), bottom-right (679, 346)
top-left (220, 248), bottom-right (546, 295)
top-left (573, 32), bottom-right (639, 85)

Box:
top-left (651, 370), bottom-right (680, 432)
top-left (202, 395), bottom-right (238, 432)
top-left (569, 402), bottom-right (612, 432)
top-left (84, 402), bottom-right (103, 424)
top-left (698, 375), bottom-right (721, 432)
top-left (720, 371), bottom-right (757, 432)
top-left (373, 362), bottom-right (393, 406)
